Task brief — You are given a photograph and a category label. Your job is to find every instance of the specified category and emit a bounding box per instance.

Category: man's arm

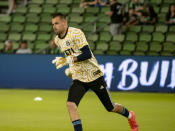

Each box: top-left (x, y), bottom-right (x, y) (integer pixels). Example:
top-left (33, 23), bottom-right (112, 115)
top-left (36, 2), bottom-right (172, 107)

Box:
top-left (87, 0), bottom-right (97, 6)
top-left (73, 45), bottom-right (92, 62)
top-left (106, 11), bottom-right (113, 16)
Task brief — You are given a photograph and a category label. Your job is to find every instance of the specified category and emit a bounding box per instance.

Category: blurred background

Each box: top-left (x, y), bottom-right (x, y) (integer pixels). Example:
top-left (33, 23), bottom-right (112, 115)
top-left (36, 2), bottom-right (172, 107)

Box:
top-left (0, 0), bottom-right (175, 131)
top-left (0, 0), bottom-right (175, 55)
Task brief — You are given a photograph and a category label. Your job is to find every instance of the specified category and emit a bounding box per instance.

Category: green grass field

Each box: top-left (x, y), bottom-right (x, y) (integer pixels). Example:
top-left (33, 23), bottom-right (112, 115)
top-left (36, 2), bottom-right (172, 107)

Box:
top-left (0, 89), bottom-right (175, 131)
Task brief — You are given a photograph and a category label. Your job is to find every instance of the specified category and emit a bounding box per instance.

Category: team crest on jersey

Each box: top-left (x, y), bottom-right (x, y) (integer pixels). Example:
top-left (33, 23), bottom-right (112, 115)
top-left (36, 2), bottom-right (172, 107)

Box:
top-left (66, 41), bottom-right (70, 46)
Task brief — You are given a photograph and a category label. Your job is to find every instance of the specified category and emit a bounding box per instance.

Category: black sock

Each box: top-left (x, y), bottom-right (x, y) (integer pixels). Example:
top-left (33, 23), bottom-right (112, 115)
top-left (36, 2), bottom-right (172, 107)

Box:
top-left (121, 107), bottom-right (129, 118)
top-left (72, 119), bottom-right (83, 131)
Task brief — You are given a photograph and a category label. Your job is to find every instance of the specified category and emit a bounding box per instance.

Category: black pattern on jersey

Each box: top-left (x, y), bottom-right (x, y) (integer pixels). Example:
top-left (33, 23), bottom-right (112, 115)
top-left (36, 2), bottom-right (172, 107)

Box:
top-left (64, 48), bottom-right (75, 56)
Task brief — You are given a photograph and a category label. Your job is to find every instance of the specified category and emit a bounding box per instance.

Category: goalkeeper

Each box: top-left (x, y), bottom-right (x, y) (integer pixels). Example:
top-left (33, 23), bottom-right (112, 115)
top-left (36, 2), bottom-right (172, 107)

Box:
top-left (51, 13), bottom-right (138, 131)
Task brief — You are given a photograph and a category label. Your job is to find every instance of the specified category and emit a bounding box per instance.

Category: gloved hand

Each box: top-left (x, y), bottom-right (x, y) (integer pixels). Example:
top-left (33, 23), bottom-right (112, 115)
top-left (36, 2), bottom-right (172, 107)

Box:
top-left (52, 56), bottom-right (74, 69)
top-left (65, 68), bottom-right (72, 78)
top-left (66, 56), bottom-right (74, 65)
top-left (52, 57), bottom-right (67, 69)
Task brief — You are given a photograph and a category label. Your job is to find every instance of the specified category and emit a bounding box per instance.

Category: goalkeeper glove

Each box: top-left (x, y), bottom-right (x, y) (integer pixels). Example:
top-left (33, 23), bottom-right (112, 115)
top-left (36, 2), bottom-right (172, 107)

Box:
top-left (52, 56), bottom-right (73, 69)
top-left (65, 68), bottom-right (72, 78)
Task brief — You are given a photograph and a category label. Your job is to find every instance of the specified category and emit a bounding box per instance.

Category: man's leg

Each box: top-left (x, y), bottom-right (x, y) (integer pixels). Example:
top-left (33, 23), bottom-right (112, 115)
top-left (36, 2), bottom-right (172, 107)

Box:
top-left (111, 103), bottom-right (130, 118)
top-left (111, 103), bottom-right (138, 131)
top-left (67, 102), bottom-right (80, 121)
top-left (67, 80), bottom-right (88, 131)
top-left (90, 77), bottom-right (138, 131)
top-left (67, 102), bottom-right (82, 131)
top-left (110, 24), bottom-right (117, 36)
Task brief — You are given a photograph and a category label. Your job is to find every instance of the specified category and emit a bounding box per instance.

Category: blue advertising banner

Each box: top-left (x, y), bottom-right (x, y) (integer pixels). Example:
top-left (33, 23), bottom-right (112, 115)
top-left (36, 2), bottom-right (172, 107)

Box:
top-left (0, 54), bottom-right (174, 92)
top-left (97, 56), bottom-right (175, 92)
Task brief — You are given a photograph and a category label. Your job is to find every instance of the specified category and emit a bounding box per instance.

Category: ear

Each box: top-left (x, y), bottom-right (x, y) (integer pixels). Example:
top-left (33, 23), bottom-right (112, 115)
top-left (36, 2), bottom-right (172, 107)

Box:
top-left (63, 19), bottom-right (68, 27)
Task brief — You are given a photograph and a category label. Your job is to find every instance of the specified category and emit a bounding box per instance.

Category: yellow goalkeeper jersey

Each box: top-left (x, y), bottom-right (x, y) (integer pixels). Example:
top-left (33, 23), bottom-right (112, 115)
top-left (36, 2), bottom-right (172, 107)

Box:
top-left (54, 27), bottom-right (103, 82)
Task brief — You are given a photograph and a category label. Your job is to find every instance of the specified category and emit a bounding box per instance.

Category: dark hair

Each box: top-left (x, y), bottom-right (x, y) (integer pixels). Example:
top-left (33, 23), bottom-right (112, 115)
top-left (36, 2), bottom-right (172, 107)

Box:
top-left (21, 40), bottom-right (27, 44)
top-left (52, 13), bottom-right (66, 19)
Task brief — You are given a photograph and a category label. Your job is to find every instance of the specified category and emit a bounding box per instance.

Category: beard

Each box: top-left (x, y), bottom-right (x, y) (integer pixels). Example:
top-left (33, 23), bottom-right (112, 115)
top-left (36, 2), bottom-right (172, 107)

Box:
top-left (55, 30), bottom-right (60, 35)
top-left (56, 32), bottom-right (60, 35)
top-left (55, 29), bottom-right (63, 36)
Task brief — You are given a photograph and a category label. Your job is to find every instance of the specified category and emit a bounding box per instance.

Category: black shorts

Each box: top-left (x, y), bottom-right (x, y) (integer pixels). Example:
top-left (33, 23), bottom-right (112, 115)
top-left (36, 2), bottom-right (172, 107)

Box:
top-left (67, 76), bottom-right (115, 112)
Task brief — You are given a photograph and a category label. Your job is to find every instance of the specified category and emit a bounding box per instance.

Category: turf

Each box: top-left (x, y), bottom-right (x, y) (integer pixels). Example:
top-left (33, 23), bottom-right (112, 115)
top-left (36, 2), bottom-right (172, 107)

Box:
top-left (0, 89), bottom-right (174, 131)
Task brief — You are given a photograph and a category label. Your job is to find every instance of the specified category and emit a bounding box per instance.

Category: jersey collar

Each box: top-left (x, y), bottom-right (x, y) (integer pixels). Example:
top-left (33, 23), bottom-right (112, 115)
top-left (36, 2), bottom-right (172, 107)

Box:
top-left (58, 27), bottom-right (69, 39)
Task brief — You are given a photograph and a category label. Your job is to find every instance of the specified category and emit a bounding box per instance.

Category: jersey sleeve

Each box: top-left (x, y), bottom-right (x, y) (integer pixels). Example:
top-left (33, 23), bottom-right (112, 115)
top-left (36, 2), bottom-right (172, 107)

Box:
top-left (73, 29), bottom-right (88, 49)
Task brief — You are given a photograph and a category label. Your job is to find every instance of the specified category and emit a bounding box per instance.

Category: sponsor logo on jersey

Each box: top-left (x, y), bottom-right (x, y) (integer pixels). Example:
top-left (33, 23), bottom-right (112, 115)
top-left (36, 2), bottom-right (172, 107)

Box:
top-left (100, 85), bottom-right (105, 90)
top-left (66, 41), bottom-right (70, 46)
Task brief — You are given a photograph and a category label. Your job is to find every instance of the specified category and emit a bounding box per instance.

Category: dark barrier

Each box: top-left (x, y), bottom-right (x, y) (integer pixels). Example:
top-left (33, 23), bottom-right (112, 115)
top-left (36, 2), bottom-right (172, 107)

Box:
top-left (0, 54), bottom-right (174, 92)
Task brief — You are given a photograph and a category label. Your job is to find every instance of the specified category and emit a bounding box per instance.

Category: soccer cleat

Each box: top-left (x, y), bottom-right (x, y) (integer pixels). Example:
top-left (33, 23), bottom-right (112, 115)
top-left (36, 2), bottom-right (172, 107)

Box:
top-left (128, 111), bottom-right (138, 131)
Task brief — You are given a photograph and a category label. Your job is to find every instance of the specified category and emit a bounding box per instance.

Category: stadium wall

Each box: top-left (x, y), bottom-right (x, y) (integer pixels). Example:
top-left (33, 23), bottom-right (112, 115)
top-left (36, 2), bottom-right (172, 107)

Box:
top-left (0, 54), bottom-right (174, 92)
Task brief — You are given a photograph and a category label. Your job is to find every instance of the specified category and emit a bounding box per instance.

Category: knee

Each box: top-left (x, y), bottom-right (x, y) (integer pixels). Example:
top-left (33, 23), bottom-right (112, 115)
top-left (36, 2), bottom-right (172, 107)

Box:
top-left (66, 101), bottom-right (77, 110)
